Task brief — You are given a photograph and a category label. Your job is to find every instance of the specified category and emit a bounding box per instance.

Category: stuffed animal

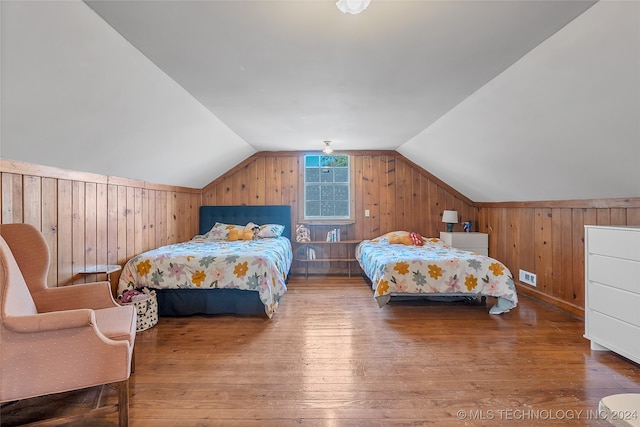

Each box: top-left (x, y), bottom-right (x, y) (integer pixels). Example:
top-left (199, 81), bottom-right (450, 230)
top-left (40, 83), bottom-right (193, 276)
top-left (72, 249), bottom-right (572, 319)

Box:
top-left (119, 288), bottom-right (148, 303)
top-left (296, 224), bottom-right (311, 242)
top-left (388, 231), bottom-right (424, 246)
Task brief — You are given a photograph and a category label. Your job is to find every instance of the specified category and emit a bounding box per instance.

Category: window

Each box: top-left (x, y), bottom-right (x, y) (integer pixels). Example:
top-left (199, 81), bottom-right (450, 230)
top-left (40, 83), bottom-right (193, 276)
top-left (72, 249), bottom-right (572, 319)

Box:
top-left (303, 154), bottom-right (351, 220)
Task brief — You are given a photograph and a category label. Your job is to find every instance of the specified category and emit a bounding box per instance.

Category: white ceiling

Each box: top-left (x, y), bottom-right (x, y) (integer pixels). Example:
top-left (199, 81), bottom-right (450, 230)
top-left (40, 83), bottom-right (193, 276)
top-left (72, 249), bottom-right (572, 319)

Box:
top-left (2, 0), bottom-right (639, 201)
top-left (84, 0), bottom-right (596, 152)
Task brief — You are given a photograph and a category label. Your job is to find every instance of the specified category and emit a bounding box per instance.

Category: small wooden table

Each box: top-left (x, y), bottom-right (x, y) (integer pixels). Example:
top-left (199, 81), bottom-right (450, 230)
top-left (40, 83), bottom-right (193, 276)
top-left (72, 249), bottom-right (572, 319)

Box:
top-left (79, 264), bottom-right (122, 281)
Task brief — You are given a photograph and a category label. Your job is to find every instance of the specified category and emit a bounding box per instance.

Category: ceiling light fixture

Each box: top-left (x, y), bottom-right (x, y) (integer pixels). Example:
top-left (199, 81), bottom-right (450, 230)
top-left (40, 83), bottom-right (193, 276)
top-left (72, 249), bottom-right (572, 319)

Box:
top-left (336, 0), bottom-right (371, 15)
top-left (323, 141), bottom-right (334, 154)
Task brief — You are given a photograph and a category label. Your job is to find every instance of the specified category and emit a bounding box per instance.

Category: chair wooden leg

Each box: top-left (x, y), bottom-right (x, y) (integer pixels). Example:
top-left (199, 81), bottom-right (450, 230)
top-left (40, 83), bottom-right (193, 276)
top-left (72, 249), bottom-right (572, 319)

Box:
top-left (4, 383), bottom-right (125, 426)
top-left (117, 379), bottom-right (129, 427)
top-left (131, 347), bottom-right (136, 374)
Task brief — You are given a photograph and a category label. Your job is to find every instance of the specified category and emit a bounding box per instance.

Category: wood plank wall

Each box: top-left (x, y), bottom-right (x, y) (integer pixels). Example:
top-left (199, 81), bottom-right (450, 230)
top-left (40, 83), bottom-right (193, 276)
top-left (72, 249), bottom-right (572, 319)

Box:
top-left (4, 154), bottom-right (638, 317)
top-left (477, 200), bottom-right (640, 317)
top-left (202, 151), bottom-right (477, 240)
top-left (0, 159), bottom-right (201, 291)
top-left (201, 151), bottom-right (477, 276)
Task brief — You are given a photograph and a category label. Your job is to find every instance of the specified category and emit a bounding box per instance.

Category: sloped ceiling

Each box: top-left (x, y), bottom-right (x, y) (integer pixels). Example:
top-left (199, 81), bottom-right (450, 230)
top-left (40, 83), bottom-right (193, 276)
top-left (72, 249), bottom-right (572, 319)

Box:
top-left (1, 0), bottom-right (639, 201)
top-left (399, 0), bottom-right (640, 201)
top-left (0, 0), bottom-right (255, 188)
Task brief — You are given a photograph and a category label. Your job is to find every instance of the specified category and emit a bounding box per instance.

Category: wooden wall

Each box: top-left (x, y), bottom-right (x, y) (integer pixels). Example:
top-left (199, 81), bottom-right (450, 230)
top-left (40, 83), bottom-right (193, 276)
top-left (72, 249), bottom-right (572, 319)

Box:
top-left (4, 154), bottom-right (638, 317)
top-left (0, 159), bottom-right (201, 291)
top-left (202, 151), bottom-right (477, 240)
top-left (2, 152), bottom-right (473, 288)
top-left (477, 200), bottom-right (640, 317)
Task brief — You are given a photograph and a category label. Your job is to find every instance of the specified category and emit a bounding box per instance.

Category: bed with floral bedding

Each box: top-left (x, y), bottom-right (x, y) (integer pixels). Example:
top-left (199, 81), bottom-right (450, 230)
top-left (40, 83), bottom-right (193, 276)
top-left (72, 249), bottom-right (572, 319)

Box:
top-left (117, 205), bottom-right (292, 318)
top-left (355, 232), bottom-right (518, 314)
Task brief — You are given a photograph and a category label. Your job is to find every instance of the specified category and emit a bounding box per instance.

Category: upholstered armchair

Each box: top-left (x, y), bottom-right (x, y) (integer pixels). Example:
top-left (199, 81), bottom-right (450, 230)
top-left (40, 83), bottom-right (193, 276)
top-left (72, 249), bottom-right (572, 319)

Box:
top-left (0, 223), bottom-right (136, 426)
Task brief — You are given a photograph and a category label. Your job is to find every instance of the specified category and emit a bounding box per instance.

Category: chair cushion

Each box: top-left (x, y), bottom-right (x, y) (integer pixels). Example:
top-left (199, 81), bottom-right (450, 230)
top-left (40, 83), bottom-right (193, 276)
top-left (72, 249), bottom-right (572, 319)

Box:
top-left (94, 305), bottom-right (137, 343)
top-left (0, 223), bottom-right (50, 295)
top-left (0, 236), bottom-right (38, 316)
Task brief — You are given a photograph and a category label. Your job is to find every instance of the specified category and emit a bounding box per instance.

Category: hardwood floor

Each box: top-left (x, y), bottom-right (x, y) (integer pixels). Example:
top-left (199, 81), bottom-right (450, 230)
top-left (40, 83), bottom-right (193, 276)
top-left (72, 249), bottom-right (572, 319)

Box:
top-left (3, 276), bottom-right (639, 426)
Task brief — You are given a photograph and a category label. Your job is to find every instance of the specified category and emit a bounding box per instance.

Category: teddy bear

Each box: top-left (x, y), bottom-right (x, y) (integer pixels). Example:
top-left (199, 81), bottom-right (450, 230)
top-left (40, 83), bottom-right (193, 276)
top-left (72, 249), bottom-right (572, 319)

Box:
top-left (119, 288), bottom-right (148, 303)
top-left (251, 225), bottom-right (261, 240)
top-left (296, 224), bottom-right (311, 242)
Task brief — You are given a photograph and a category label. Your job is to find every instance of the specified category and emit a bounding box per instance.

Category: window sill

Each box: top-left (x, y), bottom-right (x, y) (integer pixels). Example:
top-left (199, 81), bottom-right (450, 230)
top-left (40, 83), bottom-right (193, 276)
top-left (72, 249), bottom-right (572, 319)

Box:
top-left (299, 220), bottom-right (356, 226)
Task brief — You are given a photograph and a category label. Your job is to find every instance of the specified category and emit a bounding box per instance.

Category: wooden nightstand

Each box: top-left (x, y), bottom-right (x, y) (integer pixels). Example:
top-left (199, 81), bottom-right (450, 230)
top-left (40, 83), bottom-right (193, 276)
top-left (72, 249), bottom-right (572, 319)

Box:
top-left (439, 232), bottom-right (488, 256)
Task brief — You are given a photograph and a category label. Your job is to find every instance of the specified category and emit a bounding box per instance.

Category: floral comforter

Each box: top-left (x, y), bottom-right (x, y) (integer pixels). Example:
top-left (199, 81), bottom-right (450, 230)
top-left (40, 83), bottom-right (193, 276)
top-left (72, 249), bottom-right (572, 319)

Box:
top-left (117, 236), bottom-right (292, 318)
top-left (355, 237), bottom-right (518, 314)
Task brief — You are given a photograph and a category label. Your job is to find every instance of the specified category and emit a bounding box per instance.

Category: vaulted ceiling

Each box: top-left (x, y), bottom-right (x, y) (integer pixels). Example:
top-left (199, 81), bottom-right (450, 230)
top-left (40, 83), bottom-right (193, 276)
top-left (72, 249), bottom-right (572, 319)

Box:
top-left (1, 0), bottom-right (639, 202)
top-left (84, 0), bottom-right (597, 152)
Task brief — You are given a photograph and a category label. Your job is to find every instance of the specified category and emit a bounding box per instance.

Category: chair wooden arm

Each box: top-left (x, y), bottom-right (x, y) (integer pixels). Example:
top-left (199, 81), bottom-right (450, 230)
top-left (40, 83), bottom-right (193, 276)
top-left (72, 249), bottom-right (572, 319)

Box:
top-left (33, 281), bottom-right (119, 312)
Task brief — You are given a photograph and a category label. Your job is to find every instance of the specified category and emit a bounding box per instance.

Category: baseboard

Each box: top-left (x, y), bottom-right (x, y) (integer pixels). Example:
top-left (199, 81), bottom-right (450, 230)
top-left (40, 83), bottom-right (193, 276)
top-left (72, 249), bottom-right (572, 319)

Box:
top-left (515, 283), bottom-right (585, 319)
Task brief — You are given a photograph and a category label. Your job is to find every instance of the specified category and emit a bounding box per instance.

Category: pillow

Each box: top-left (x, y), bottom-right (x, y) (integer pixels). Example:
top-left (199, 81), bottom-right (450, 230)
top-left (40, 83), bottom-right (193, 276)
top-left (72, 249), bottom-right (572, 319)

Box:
top-left (370, 233), bottom-right (389, 242)
top-left (371, 231), bottom-right (404, 242)
top-left (205, 222), bottom-right (245, 240)
top-left (228, 228), bottom-right (254, 241)
top-left (243, 222), bottom-right (280, 239)
top-left (257, 224), bottom-right (285, 239)
top-left (387, 231), bottom-right (412, 245)
top-left (386, 231), bottom-right (424, 246)
top-left (409, 231), bottom-right (424, 246)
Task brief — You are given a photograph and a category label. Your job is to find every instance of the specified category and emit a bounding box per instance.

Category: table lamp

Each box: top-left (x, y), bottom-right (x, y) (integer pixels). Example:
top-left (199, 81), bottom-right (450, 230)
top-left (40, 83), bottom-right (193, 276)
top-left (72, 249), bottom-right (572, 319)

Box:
top-left (442, 210), bottom-right (458, 232)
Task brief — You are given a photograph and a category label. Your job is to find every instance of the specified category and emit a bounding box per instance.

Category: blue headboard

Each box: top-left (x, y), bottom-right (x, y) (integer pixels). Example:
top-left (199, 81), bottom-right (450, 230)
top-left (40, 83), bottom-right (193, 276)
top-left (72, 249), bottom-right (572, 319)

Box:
top-left (199, 205), bottom-right (292, 241)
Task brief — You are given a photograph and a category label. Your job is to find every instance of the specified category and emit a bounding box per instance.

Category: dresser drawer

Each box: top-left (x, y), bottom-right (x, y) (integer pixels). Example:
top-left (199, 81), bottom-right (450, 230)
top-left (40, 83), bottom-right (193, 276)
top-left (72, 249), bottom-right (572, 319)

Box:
top-left (588, 254), bottom-right (640, 294)
top-left (588, 281), bottom-right (640, 326)
top-left (440, 232), bottom-right (488, 249)
top-left (587, 227), bottom-right (640, 261)
top-left (586, 310), bottom-right (640, 363)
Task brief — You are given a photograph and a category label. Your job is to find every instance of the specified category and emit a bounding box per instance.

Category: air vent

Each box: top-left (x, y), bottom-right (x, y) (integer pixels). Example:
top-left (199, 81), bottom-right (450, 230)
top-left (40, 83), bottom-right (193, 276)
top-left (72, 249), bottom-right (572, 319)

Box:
top-left (519, 269), bottom-right (537, 287)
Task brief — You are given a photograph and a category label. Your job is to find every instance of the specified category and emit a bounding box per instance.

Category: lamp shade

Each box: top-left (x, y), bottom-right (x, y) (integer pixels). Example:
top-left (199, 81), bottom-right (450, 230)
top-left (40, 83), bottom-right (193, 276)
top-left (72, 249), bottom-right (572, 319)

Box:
top-left (442, 210), bottom-right (458, 224)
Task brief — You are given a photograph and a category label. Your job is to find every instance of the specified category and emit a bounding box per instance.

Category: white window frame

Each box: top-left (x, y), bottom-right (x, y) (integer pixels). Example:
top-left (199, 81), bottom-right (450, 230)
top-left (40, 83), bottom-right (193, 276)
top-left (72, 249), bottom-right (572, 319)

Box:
top-left (301, 153), bottom-right (355, 223)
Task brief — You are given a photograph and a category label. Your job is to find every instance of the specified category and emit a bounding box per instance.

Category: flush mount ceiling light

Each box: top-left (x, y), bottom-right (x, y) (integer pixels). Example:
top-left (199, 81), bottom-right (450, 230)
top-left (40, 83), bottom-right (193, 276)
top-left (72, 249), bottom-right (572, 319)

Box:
top-left (323, 141), bottom-right (334, 154)
top-left (336, 0), bottom-right (371, 15)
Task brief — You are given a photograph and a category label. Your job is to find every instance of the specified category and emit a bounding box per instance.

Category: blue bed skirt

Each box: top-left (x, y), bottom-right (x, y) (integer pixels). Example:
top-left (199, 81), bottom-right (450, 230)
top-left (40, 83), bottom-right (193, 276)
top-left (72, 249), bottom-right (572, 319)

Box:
top-left (156, 288), bottom-right (267, 317)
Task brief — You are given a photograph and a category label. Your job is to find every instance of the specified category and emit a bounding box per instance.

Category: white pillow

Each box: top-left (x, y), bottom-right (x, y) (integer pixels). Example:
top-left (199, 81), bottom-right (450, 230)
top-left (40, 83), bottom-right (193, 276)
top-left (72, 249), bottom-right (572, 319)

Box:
top-left (257, 224), bottom-right (285, 238)
top-left (203, 222), bottom-right (246, 240)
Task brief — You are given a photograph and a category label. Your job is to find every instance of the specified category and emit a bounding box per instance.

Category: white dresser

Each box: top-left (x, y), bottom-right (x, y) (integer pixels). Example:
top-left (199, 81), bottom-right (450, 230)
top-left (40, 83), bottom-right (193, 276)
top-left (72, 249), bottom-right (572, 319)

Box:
top-left (439, 232), bottom-right (488, 256)
top-left (584, 226), bottom-right (640, 364)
